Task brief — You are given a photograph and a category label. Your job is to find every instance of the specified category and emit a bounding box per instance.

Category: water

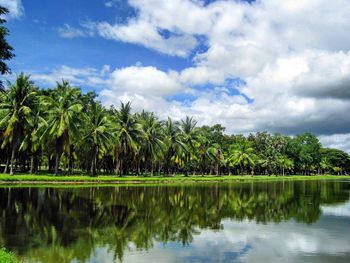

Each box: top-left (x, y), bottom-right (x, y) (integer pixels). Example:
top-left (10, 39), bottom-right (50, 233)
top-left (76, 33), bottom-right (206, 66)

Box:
top-left (0, 180), bottom-right (349, 263)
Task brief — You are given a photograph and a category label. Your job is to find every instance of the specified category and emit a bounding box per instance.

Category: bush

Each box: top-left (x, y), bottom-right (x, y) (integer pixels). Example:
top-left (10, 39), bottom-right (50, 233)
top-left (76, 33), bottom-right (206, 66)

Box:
top-left (0, 248), bottom-right (19, 263)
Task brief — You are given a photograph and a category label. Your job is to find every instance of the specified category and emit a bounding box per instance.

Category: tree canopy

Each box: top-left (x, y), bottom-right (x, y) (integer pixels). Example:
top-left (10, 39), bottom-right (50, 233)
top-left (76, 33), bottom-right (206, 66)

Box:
top-left (1, 75), bottom-right (350, 176)
top-left (0, 6), bottom-right (15, 87)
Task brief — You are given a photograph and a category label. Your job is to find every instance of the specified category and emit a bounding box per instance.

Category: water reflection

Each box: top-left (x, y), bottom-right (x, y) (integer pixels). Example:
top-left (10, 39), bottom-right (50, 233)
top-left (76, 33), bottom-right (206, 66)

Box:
top-left (0, 180), bottom-right (349, 263)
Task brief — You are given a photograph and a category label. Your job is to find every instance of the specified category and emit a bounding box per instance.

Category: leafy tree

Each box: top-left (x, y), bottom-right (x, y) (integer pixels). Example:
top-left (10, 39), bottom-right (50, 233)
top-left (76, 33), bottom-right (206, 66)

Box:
top-left (320, 148), bottom-right (350, 175)
top-left (163, 118), bottom-right (186, 175)
top-left (137, 111), bottom-right (164, 175)
top-left (296, 133), bottom-right (322, 175)
top-left (228, 138), bottom-right (255, 175)
top-left (0, 74), bottom-right (36, 174)
top-left (79, 102), bottom-right (115, 176)
top-left (40, 80), bottom-right (83, 174)
top-left (180, 116), bottom-right (198, 176)
top-left (277, 155), bottom-right (294, 176)
top-left (0, 6), bottom-right (15, 88)
top-left (114, 102), bottom-right (142, 175)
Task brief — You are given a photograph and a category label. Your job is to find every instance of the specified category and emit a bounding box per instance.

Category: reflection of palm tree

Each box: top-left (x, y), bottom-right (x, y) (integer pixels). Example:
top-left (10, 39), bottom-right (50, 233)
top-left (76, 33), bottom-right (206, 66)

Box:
top-left (1, 180), bottom-right (349, 262)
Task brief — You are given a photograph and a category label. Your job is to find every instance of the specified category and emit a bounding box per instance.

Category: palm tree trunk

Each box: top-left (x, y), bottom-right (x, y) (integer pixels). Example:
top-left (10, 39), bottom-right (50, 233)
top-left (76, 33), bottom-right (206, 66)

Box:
top-left (55, 153), bottom-right (60, 175)
top-left (30, 152), bottom-right (35, 174)
top-left (68, 145), bottom-right (74, 175)
top-left (4, 156), bottom-right (10, 174)
top-left (10, 146), bottom-right (16, 175)
top-left (55, 137), bottom-right (63, 175)
top-left (91, 146), bottom-right (97, 176)
top-left (115, 159), bottom-right (120, 176)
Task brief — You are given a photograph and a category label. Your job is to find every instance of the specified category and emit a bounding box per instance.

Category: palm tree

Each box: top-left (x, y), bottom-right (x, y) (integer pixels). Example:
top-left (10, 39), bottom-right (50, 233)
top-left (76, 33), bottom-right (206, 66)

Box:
top-left (228, 140), bottom-right (255, 175)
top-left (0, 74), bottom-right (36, 174)
top-left (320, 157), bottom-right (330, 175)
top-left (79, 103), bottom-right (115, 176)
top-left (163, 118), bottom-right (186, 175)
top-left (114, 102), bottom-right (142, 175)
top-left (277, 155), bottom-right (294, 176)
top-left (138, 111), bottom-right (165, 175)
top-left (19, 105), bottom-right (47, 174)
top-left (40, 80), bottom-right (83, 175)
top-left (207, 143), bottom-right (223, 176)
top-left (180, 116), bottom-right (198, 176)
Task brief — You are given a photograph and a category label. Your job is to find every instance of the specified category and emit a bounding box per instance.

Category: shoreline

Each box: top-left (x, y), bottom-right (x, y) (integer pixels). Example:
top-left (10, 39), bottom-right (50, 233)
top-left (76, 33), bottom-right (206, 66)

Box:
top-left (0, 174), bottom-right (349, 186)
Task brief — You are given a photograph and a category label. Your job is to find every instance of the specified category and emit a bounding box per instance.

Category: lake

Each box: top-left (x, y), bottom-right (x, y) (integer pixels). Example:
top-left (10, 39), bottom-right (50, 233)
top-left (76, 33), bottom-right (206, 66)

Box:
top-left (1, 180), bottom-right (350, 263)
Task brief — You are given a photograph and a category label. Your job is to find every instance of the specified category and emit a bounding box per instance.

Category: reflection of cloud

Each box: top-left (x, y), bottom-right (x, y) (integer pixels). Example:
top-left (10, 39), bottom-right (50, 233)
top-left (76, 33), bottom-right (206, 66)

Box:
top-left (322, 202), bottom-right (350, 217)
top-left (88, 204), bottom-right (350, 263)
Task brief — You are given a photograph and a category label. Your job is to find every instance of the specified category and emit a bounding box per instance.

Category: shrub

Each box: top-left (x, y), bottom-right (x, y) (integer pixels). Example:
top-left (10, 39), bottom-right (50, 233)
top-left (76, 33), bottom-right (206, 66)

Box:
top-left (0, 248), bottom-right (19, 263)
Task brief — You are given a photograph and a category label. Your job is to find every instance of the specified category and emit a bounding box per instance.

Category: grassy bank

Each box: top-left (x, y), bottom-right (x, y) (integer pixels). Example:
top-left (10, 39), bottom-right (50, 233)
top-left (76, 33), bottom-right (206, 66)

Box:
top-left (0, 173), bottom-right (348, 185)
top-left (0, 248), bottom-right (19, 263)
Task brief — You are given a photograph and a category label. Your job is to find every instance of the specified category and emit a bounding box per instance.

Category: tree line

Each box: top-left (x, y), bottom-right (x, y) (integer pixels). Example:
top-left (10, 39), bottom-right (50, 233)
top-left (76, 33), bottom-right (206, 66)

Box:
top-left (1, 74), bottom-right (350, 176)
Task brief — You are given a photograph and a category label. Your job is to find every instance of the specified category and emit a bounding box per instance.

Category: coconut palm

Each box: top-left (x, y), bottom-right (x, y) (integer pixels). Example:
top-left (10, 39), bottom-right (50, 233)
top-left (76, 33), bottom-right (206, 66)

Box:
top-left (277, 155), bottom-right (294, 176)
top-left (19, 105), bottom-right (47, 174)
top-left (138, 111), bottom-right (165, 175)
top-left (180, 116), bottom-right (198, 176)
top-left (0, 74), bottom-right (36, 174)
top-left (40, 80), bottom-right (83, 175)
top-left (228, 140), bottom-right (255, 175)
top-left (114, 102), bottom-right (142, 175)
top-left (320, 157), bottom-right (331, 174)
top-left (79, 102), bottom-right (115, 176)
top-left (163, 118), bottom-right (187, 175)
top-left (207, 143), bottom-right (223, 175)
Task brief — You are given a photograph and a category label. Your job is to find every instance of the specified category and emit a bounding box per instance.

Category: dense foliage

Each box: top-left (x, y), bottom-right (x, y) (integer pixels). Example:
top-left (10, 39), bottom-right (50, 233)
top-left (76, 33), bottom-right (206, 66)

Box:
top-left (0, 75), bottom-right (350, 176)
top-left (0, 248), bottom-right (18, 263)
top-left (0, 7), bottom-right (15, 88)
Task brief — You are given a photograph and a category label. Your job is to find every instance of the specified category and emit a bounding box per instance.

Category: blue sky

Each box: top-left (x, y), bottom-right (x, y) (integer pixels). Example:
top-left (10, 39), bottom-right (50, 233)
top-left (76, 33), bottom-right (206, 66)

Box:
top-left (6, 0), bottom-right (192, 77)
top-left (1, 0), bottom-right (350, 152)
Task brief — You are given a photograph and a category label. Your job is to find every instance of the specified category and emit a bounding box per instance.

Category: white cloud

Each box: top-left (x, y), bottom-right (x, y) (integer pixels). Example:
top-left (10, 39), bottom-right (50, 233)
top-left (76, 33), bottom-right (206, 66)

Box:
top-left (57, 24), bottom-right (87, 38)
top-left (95, 20), bottom-right (197, 57)
top-left (106, 65), bottom-right (183, 96)
top-left (104, 0), bottom-right (120, 8)
top-left (49, 0), bottom-right (350, 151)
top-left (0, 0), bottom-right (24, 19)
top-left (319, 134), bottom-right (350, 153)
top-left (29, 65), bottom-right (110, 88)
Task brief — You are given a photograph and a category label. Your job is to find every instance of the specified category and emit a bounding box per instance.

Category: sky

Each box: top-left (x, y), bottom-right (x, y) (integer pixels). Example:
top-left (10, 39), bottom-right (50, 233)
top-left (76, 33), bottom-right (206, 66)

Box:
top-left (1, 0), bottom-right (350, 152)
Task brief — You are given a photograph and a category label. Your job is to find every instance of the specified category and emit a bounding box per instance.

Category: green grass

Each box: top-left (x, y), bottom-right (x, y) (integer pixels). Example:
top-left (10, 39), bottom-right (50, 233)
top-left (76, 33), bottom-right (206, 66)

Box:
top-left (0, 248), bottom-right (19, 263)
top-left (0, 173), bottom-right (348, 186)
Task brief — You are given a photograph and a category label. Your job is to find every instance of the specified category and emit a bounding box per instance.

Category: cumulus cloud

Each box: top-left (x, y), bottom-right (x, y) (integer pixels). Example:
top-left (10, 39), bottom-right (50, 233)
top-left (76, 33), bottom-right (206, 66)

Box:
top-left (319, 134), bottom-right (350, 153)
top-left (106, 66), bottom-right (182, 96)
top-left (95, 20), bottom-right (197, 57)
top-left (0, 0), bottom-right (24, 19)
top-left (50, 0), bottom-right (350, 151)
